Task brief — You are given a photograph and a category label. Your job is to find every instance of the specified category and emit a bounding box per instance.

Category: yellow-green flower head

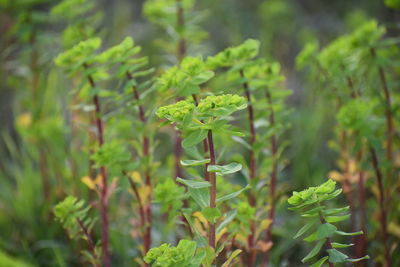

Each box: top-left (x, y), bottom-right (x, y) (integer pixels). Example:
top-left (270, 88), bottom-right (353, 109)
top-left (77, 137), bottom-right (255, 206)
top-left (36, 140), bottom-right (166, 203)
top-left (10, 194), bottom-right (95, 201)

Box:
top-left (288, 179), bottom-right (337, 206)
top-left (55, 37), bottom-right (101, 67)
top-left (97, 37), bottom-right (139, 64)
top-left (349, 20), bottom-right (385, 48)
top-left (156, 100), bottom-right (195, 122)
top-left (206, 39), bottom-right (260, 69)
top-left (198, 94), bottom-right (247, 116)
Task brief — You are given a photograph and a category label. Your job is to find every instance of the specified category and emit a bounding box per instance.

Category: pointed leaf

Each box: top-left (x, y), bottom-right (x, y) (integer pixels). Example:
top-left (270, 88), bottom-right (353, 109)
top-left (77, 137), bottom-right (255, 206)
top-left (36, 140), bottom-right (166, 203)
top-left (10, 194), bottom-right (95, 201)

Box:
top-left (177, 178), bottom-right (211, 189)
top-left (294, 221), bottom-right (316, 239)
top-left (310, 256), bottom-right (329, 267)
top-left (181, 159), bottom-right (210, 166)
top-left (328, 249), bottom-right (349, 263)
top-left (302, 239), bottom-right (325, 263)
top-left (316, 223), bottom-right (337, 239)
top-left (216, 185), bottom-right (250, 204)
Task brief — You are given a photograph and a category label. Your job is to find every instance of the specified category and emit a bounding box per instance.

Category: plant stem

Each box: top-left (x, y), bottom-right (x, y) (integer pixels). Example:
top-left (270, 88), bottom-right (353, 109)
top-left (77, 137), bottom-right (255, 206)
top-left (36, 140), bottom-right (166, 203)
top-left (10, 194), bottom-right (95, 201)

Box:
top-left (76, 218), bottom-right (101, 267)
top-left (370, 48), bottom-right (394, 190)
top-left (207, 130), bottom-right (216, 249)
top-left (176, 0), bottom-right (186, 62)
top-left (125, 72), bottom-right (152, 255)
top-left (85, 66), bottom-right (111, 267)
top-left (369, 147), bottom-right (391, 267)
top-left (262, 89), bottom-right (278, 267)
top-left (239, 70), bottom-right (257, 267)
top-left (319, 212), bottom-right (334, 267)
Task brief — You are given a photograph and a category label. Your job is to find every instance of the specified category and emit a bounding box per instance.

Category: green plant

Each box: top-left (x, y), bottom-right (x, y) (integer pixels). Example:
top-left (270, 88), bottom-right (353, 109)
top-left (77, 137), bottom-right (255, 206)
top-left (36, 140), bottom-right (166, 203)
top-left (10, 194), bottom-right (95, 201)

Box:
top-left (288, 179), bottom-right (369, 266)
top-left (54, 196), bottom-right (100, 266)
top-left (156, 93), bottom-right (247, 265)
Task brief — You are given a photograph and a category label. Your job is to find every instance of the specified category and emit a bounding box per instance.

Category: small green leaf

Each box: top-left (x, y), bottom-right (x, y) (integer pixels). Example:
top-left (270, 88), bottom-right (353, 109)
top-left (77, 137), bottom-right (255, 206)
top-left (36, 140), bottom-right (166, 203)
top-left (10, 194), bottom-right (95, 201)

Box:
top-left (181, 159), bottom-right (210, 166)
top-left (316, 223), bottom-right (337, 239)
top-left (177, 178), bottom-right (211, 189)
top-left (294, 221), bottom-right (316, 239)
top-left (217, 210), bottom-right (237, 233)
top-left (335, 230), bottom-right (363, 236)
top-left (346, 255), bottom-right (370, 262)
top-left (327, 249), bottom-right (349, 263)
top-left (326, 214), bottom-right (350, 223)
top-left (216, 185), bottom-right (250, 204)
top-left (202, 207), bottom-right (221, 223)
top-left (222, 249), bottom-right (242, 267)
top-left (189, 188), bottom-right (210, 209)
top-left (323, 206), bottom-right (349, 215)
top-left (332, 242), bottom-right (354, 248)
top-left (192, 71), bottom-right (214, 84)
top-left (302, 239), bottom-right (325, 263)
top-left (310, 256), bottom-right (329, 267)
top-left (182, 130), bottom-right (208, 148)
top-left (207, 163), bottom-right (242, 175)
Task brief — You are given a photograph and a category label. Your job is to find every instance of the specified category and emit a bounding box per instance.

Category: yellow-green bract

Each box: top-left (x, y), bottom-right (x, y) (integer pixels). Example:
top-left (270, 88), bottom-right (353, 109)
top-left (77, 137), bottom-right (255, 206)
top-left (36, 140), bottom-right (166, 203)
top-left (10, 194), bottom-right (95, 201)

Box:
top-left (206, 39), bottom-right (260, 68)
top-left (156, 100), bottom-right (195, 122)
top-left (197, 94), bottom-right (247, 116)
top-left (54, 37), bottom-right (101, 67)
top-left (288, 179), bottom-right (336, 206)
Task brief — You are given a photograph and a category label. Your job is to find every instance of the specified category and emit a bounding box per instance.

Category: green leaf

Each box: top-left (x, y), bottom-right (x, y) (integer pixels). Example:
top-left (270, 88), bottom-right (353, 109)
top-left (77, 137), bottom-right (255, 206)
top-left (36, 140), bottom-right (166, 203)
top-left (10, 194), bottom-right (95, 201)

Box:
top-left (181, 159), bottom-right (210, 166)
top-left (182, 130), bottom-right (208, 148)
top-left (216, 185), bottom-right (250, 204)
top-left (207, 163), bottom-right (242, 175)
top-left (332, 242), bottom-right (354, 248)
top-left (327, 249), bottom-right (349, 263)
top-left (177, 240), bottom-right (197, 261)
top-left (217, 210), bottom-right (237, 233)
top-left (316, 223), bottom-right (337, 239)
top-left (294, 221), bottom-right (316, 239)
top-left (189, 188), bottom-right (210, 209)
top-left (198, 246), bottom-right (216, 267)
top-left (302, 239), bottom-right (325, 263)
top-left (326, 214), bottom-right (350, 223)
top-left (323, 206), bottom-right (349, 215)
top-left (221, 249), bottom-right (242, 267)
top-left (335, 230), bottom-right (363, 236)
top-left (346, 255), bottom-right (370, 262)
top-left (310, 256), bottom-right (329, 267)
top-left (192, 71), bottom-right (214, 84)
top-left (202, 207), bottom-right (221, 223)
top-left (177, 178), bottom-right (211, 189)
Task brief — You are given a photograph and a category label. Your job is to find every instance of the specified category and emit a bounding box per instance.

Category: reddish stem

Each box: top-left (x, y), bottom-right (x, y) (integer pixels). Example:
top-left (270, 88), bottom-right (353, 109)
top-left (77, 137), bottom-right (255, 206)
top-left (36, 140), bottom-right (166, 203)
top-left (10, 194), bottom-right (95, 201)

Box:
top-left (76, 218), bottom-right (101, 267)
top-left (207, 130), bottom-right (216, 249)
top-left (369, 147), bottom-right (391, 267)
top-left (262, 89), bottom-right (278, 267)
top-left (240, 70), bottom-right (257, 267)
top-left (125, 72), bottom-right (152, 255)
top-left (370, 48), bottom-right (394, 177)
top-left (85, 66), bottom-right (111, 267)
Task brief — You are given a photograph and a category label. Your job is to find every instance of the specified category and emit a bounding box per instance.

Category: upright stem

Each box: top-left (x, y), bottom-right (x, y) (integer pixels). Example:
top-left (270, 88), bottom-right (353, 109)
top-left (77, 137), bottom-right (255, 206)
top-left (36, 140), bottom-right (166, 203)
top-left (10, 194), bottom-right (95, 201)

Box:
top-left (173, 0), bottom-right (186, 180)
top-left (126, 72), bottom-right (152, 255)
top-left (369, 147), bottom-right (391, 267)
top-left (207, 130), bottom-right (216, 249)
top-left (319, 212), bottom-right (334, 267)
top-left (346, 75), bottom-right (368, 259)
top-left (85, 67), bottom-right (111, 267)
top-left (262, 89), bottom-right (278, 267)
top-left (176, 0), bottom-right (186, 62)
top-left (239, 70), bottom-right (257, 266)
top-left (76, 218), bottom-right (101, 267)
top-left (370, 48), bottom-right (394, 185)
